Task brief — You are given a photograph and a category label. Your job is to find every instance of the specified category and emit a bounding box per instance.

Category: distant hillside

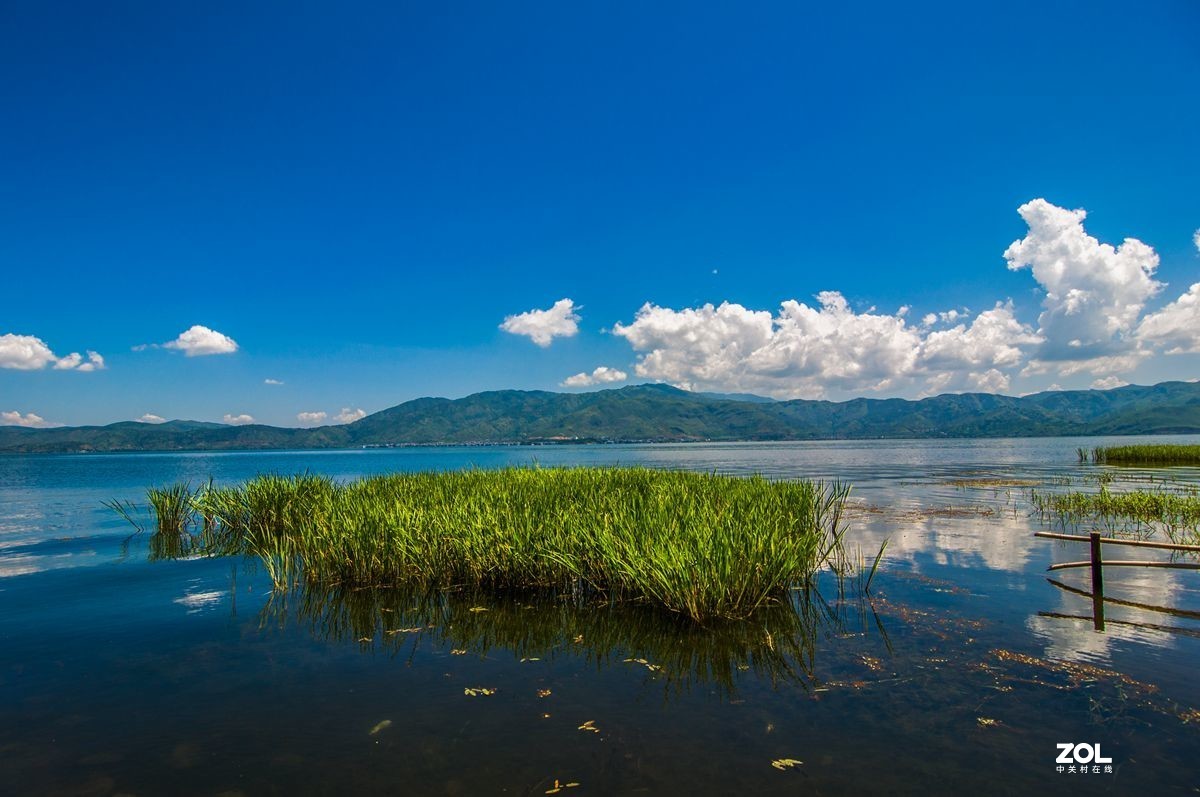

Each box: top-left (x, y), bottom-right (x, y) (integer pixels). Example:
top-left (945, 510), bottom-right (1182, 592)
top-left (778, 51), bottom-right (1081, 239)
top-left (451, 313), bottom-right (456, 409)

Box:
top-left (2, 381), bottom-right (1199, 453)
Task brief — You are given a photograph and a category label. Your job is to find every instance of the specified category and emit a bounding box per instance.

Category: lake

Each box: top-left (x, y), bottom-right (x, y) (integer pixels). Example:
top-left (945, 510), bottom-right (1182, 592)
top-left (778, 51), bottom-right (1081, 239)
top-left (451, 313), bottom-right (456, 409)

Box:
top-left (3, 437), bottom-right (1200, 795)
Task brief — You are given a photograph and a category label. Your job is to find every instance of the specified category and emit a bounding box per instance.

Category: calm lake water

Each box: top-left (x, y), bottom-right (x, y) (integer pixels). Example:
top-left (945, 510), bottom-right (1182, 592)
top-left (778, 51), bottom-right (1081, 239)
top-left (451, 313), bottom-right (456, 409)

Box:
top-left (4, 437), bottom-right (1200, 795)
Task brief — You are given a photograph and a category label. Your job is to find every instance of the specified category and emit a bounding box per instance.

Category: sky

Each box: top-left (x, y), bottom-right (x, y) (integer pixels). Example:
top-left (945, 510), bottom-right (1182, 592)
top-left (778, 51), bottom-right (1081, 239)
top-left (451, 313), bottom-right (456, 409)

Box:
top-left (2, 1), bottom-right (1199, 428)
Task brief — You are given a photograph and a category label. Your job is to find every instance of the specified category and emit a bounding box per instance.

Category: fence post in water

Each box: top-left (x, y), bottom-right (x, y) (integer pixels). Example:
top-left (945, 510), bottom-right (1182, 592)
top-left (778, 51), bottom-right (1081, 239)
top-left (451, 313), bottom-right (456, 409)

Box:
top-left (1089, 532), bottom-right (1105, 631)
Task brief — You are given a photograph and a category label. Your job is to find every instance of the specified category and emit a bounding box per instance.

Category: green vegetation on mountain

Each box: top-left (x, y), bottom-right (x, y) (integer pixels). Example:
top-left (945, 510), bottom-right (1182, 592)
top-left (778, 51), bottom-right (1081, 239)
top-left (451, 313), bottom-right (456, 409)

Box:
top-left (4, 380), bottom-right (1200, 453)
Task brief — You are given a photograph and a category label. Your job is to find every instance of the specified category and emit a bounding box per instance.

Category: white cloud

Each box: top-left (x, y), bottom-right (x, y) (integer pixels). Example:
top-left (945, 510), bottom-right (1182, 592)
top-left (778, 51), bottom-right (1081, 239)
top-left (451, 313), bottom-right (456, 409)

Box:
top-left (561, 366), bottom-right (629, 387)
top-left (500, 299), bottom-right (580, 347)
top-left (1138, 282), bottom-right (1200, 353)
top-left (604, 200), bottom-right (1200, 398)
top-left (0, 334), bottom-right (103, 371)
top-left (1004, 198), bottom-right (1161, 372)
top-left (264, 378), bottom-right (284, 385)
top-left (1194, 229), bottom-right (1200, 252)
top-left (77, 351), bottom-right (105, 371)
top-left (335, 407), bottom-right (367, 424)
top-left (611, 293), bottom-right (1039, 399)
top-left (222, 414), bottom-right (255, 425)
top-left (138, 413), bottom-right (167, 424)
top-left (296, 411), bottom-right (328, 425)
top-left (160, 325), bottom-right (239, 357)
top-left (1091, 376), bottom-right (1128, 390)
top-left (920, 301), bottom-right (1041, 372)
top-left (1, 410), bottom-right (58, 428)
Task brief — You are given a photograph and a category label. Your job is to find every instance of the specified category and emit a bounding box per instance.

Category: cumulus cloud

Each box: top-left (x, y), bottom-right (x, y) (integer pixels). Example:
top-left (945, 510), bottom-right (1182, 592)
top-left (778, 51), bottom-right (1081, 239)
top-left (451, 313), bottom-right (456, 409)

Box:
top-left (159, 325), bottom-right (239, 356)
top-left (612, 292), bottom-right (1039, 399)
top-left (222, 413), bottom-right (255, 425)
top-left (1, 410), bottom-right (58, 428)
top-left (1091, 376), bottom-right (1129, 390)
top-left (0, 333), bottom-right (104, 371)
top-left (604, 200), bottom-right (1200, 398)
top-left (1004, 198), bottom-right (1161, 373)
top-left (138, 413), bottom-right (167, 424)
top-left (297, 411), bottom-right (328, 425)
top-left (500, 299), bottom-right (580, 347)
top-left (264, 378), bottom-right (284, 385)
top-left (561, 366), bottom-right (629, 387)
top-left (1194, 229), bottom-right (1200, 252)
top-left (335, 407), bottom-right (367, 424)
top-left (1138, 283), bottom-right (1200, 354)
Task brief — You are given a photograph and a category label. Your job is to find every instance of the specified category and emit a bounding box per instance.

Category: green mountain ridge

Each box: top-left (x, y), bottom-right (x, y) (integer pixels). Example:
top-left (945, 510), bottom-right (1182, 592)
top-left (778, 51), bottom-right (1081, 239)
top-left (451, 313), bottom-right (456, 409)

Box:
top-left (2, 381), bottom-right (1199, 453)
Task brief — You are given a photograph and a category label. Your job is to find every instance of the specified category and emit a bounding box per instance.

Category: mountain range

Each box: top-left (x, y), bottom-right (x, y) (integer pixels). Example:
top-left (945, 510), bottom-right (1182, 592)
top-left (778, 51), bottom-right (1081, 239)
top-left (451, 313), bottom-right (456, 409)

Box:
top-left (2, 381), bottom-right (1199, 453)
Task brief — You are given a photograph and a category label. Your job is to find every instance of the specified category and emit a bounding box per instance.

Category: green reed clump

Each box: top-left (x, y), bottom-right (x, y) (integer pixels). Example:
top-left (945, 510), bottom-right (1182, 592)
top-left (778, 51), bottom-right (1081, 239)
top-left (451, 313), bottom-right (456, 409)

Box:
top-left (146, 467), bottom-right (851, 622)
top-left (146, 483), bottom-right (198, 534)
top-left (1031, 486), bottom-right (1200, 544)
top-left (1083, 444), bottom-right (1200, 466)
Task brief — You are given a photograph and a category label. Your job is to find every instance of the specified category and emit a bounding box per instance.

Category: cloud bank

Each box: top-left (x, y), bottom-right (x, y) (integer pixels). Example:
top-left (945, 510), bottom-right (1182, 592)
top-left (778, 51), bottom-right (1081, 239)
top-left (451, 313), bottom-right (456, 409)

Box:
top-left (0, 333), bottom-right (104, 371)
top-left (335, 407), bottom-right (367, 424)
top-left (605, 199), bottom-right (1200, 398)
top-left (0, 410), bottom-right (57, 428)
top-left (297, 411), bottom-right (328, 425)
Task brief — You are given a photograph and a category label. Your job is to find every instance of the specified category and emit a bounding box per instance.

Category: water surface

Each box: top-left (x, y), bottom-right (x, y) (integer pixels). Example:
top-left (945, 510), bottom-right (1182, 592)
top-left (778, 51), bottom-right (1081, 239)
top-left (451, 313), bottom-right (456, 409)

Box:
top-left (3, 437), bottom-right (1200, 795)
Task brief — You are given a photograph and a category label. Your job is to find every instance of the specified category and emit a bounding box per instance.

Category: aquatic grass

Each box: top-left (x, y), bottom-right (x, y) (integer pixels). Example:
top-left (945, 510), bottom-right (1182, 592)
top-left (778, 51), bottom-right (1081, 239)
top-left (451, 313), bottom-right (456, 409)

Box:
top-left (146, 467), bottom-right (852, 622)
top-left (1031, 486), bottom-right (1200, 544)
top-left (1082, 445), bottom-right (1200, 466)
top-left (145, 482), bottom-right (197, 534)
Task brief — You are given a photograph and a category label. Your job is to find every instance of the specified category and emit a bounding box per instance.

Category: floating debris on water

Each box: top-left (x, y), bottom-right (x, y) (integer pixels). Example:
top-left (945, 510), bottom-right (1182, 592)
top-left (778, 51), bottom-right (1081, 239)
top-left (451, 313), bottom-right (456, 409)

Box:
top-left (450, 649), bottom-right (467, 655)
top-left (545, 778), bottom-right (581, 794)
top-left (976, 717), bottom-right (1000, 728)
top-left (622, 657), bottom-right (663, 673)
top-left (577, 720), bottom-right (599, 733)
top-left (385, 627), bottom-right (423, 635)
top-left (464, 687), bottom-right (497, 697)
top-left (537, 689), bottom-right (552, 698)
top-left (771, 758), bottom-right (802, 770)
top-left (369, 719), bottom-right (393, 735)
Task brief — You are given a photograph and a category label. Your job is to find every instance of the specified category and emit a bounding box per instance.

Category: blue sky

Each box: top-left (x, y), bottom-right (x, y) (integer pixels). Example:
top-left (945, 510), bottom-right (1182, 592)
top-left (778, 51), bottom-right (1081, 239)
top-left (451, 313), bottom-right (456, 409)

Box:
top-left (3, 1), bottom-right (1199, 427)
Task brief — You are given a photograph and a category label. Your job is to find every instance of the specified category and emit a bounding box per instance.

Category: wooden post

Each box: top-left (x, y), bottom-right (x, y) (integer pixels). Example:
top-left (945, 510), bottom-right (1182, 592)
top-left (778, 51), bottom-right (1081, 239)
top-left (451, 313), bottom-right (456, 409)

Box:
top-left (1090, 532), bottom-right (1105, 631)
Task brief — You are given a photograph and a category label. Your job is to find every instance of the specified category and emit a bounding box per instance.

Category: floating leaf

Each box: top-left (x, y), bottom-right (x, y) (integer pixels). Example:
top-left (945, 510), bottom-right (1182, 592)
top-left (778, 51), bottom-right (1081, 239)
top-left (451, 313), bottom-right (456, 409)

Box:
top-left (771, 758), bottom-right (802, 770)
top-left (450, 649), bottom-right (467, 656)
top-left (368, 719), bottom-right (392, 736)
top-left (577, 720), bottom-right (599, 733)
top-left (464, 687), bottom-right (498, 697)
top-left (976, 717), bottom-right (1000, 727)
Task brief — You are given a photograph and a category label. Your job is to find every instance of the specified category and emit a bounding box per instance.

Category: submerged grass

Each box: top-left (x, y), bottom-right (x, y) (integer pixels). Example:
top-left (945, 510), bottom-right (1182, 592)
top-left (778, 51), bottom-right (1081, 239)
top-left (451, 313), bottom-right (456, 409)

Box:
top-left (1080, 444), bottom-right (1200, 466)
top-left (136, 467), bottom-right (852, 622)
